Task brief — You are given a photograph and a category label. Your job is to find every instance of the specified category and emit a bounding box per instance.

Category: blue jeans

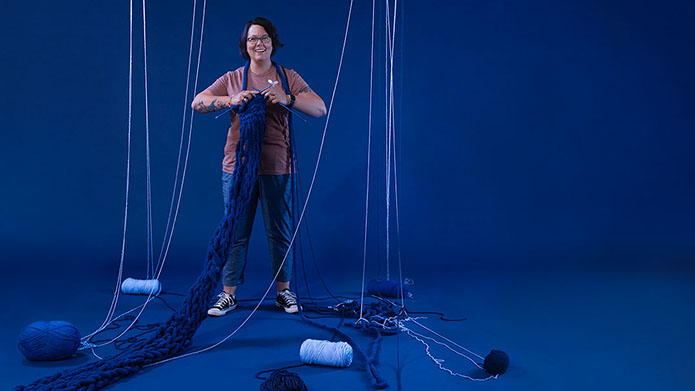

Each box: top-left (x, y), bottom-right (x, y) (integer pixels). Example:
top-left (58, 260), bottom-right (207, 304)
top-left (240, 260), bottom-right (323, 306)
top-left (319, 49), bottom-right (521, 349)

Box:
top-left (221, 172), bottom-right (294, 286)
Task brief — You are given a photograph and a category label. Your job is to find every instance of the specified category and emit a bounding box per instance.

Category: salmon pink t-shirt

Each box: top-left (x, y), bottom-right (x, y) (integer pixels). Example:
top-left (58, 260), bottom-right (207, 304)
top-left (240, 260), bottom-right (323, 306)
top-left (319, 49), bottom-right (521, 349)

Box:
top-left (205, 65), bottom-right (309, 175)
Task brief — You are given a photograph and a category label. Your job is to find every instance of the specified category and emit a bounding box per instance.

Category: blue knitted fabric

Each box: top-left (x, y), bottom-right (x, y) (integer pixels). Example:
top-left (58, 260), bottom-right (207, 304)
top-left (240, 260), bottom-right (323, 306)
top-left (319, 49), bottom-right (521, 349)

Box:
top-left (16, 95), bottom-right (267, 391)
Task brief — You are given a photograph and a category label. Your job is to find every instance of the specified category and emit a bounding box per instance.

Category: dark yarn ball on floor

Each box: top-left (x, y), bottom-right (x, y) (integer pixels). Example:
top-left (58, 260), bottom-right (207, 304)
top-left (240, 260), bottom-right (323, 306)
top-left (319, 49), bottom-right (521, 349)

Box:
top-left (367, 279), bottom-right (411, 299)
top-left (260, 370), bottom-right (308, 391)
top-left (483, 349), bottom-right (509, 375)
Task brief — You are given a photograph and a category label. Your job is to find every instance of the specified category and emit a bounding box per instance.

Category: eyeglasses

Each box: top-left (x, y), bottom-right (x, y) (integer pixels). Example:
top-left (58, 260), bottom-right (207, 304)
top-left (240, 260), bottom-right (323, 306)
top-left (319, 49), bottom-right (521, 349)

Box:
top-left (247, 35), bottom-right (271, 44)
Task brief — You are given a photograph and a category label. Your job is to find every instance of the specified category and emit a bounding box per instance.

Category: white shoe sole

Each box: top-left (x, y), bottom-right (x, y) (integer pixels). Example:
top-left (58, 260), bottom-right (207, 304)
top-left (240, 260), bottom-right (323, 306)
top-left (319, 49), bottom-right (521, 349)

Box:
top-left (207, 305), bottom-right (237, 317)
top-left (276, 302), bottom-right (299, 314)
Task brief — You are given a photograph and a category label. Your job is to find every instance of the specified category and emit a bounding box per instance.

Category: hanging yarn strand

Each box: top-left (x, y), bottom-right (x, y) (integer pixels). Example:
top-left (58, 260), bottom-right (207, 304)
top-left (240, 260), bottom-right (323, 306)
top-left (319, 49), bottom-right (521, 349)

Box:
top-left (118, 0), bottom-right (203, 298)
top-left (384, 0), bottom-right (391, 282)
top-left (84, 0), bottom-right (134, 342)
top-left (16, 96), bottom-right (267, 391)
top-left (386, 0), bottom-right (405, 308)
top-left (85, 0), bottom-right (208, 352)
top-left (142, 0), bottom-right (155, 280)
top-left (360, 0), bottom-right (376, 322)
top-left (154, 0), bottom-right (198, 276)
top-left (155, 0), bottom-right (207, 273)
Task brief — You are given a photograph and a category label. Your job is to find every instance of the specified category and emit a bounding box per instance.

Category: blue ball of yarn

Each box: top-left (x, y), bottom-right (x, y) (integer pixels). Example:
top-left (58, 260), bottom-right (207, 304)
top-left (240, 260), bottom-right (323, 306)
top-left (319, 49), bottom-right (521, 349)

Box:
top-left (18, 321), bottom-right (81, 361)
top-left (367, 279), bottom-right (411, 299)
top-left (260, 370), bottom-right (307, 391)
top-left (483, 349), bottom-right (509, 375)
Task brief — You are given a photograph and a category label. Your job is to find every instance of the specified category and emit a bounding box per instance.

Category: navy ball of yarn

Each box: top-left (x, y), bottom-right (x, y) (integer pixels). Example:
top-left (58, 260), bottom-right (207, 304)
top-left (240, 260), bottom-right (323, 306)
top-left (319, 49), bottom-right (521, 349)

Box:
top-left (367, 279), bottom-right (411, 298)
top-left (483, 349), bottom-right (509, 375)
top-left (260, 370), bottom-right (307, 391)
top-left (18, 321), bottom-right (81, 361)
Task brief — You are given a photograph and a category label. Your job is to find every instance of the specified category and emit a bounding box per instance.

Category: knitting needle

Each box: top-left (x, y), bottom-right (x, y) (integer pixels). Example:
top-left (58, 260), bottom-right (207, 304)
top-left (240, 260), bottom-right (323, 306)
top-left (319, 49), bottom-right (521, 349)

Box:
top-left (214, 81), bottom-right (279, 119)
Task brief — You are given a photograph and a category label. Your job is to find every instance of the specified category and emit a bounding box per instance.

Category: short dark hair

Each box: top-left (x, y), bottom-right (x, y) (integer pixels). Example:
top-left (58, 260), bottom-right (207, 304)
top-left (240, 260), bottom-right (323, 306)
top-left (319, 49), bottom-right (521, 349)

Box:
top-left (239, 17), bottom-right (284, 60)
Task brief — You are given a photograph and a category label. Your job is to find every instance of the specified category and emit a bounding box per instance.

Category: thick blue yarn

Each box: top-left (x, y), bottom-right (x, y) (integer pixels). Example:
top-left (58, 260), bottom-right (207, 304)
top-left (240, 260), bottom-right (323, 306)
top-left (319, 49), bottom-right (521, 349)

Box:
top-left (16, 88), bottom-right (267, 391)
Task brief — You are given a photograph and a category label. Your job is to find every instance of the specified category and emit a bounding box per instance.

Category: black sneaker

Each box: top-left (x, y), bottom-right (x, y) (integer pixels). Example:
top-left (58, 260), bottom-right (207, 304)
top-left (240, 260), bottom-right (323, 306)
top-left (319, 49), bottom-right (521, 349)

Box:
top-left (275, 289), bottom-right (299, 314)
top-left (207, 292), bottom-right (237, 316)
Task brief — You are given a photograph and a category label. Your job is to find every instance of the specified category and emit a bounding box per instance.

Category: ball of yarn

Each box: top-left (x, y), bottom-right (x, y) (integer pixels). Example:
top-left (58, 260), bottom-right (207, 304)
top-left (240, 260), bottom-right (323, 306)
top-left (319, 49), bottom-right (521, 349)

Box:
top-left (367, 279), bottom-right (412, 299)
top-left (300, 339), bottom-right (353, 368)
top-left (121, 277), bottom-right (162, 295)
top-left (260, 370), bottom-right (307, 391)
top-left (18, 321), bottom-right (81, 361)
top-left (483, 349), bottom-right (509, 375)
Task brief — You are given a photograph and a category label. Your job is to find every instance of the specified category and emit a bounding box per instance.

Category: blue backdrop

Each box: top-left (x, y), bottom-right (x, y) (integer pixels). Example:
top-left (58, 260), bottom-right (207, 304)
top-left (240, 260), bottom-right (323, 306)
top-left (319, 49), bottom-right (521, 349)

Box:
top-left (2, 0), bottom-right (693, 278)
top-left (3, 1), bottom-right (695, 390)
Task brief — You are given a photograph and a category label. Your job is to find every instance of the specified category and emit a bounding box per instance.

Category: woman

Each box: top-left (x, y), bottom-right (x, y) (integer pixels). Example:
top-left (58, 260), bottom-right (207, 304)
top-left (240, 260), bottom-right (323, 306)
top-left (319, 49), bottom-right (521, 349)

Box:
top-left (192, 17), bottom-right (326, 316)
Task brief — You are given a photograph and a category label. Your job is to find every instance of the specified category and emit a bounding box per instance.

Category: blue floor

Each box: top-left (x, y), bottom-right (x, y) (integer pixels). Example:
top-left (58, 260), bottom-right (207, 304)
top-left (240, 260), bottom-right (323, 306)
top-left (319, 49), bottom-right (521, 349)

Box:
top-left (3, 258), bottom-right (694, 390)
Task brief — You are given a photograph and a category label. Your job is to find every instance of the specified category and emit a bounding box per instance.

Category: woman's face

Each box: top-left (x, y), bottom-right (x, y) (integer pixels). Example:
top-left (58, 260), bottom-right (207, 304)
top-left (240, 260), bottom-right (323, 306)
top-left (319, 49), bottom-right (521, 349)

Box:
top-left (246, 24), bottom-right (273, 63)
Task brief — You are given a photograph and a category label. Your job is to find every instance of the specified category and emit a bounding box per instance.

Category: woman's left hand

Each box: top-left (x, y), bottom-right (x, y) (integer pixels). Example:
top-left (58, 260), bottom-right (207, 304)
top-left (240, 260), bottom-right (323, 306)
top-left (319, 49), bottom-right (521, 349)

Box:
top-left (261, 84), bottom-right (289, 105)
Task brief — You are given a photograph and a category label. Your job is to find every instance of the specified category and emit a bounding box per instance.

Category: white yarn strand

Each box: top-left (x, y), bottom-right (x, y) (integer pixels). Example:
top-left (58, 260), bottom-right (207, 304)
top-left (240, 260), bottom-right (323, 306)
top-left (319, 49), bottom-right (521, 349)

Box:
top-left (360, 0), bottom-right (377, 321)
top-left (142, 0), bottom-right (155, 280)
top-left (400, 323), bottom-right (495, 381)
top-left (407, 318), bottom-right (486, 361)
top-left (387, 0), bottom-right (402, 306)
top-left (82, 0), bottom-right (134, 344)
top-left (392, 124), bottom-right (405, 307)
top-left (384, 0), bottom-right (391, 281)
top-left (156, 0), bottom-right (207, 275)
top-left (394, 1), bottom-right (406, 306)
top-left (384, 0), bottom-right (399, 283)
top-left (154, 0), bottom-right (198, 275)
top-left (92, 0), bottom-right (209, 349)
top-left (82, 0), bottom-right (205, 348)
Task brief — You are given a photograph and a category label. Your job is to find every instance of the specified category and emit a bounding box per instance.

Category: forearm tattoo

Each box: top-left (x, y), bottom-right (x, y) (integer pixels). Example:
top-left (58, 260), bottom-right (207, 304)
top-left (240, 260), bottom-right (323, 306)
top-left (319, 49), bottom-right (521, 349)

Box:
top-left (196, 98), bottom-right (225, 113)
top-left (298, 86), bottom-right (311, 94)
top-left (207, 99), bottom-right (218, 111)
